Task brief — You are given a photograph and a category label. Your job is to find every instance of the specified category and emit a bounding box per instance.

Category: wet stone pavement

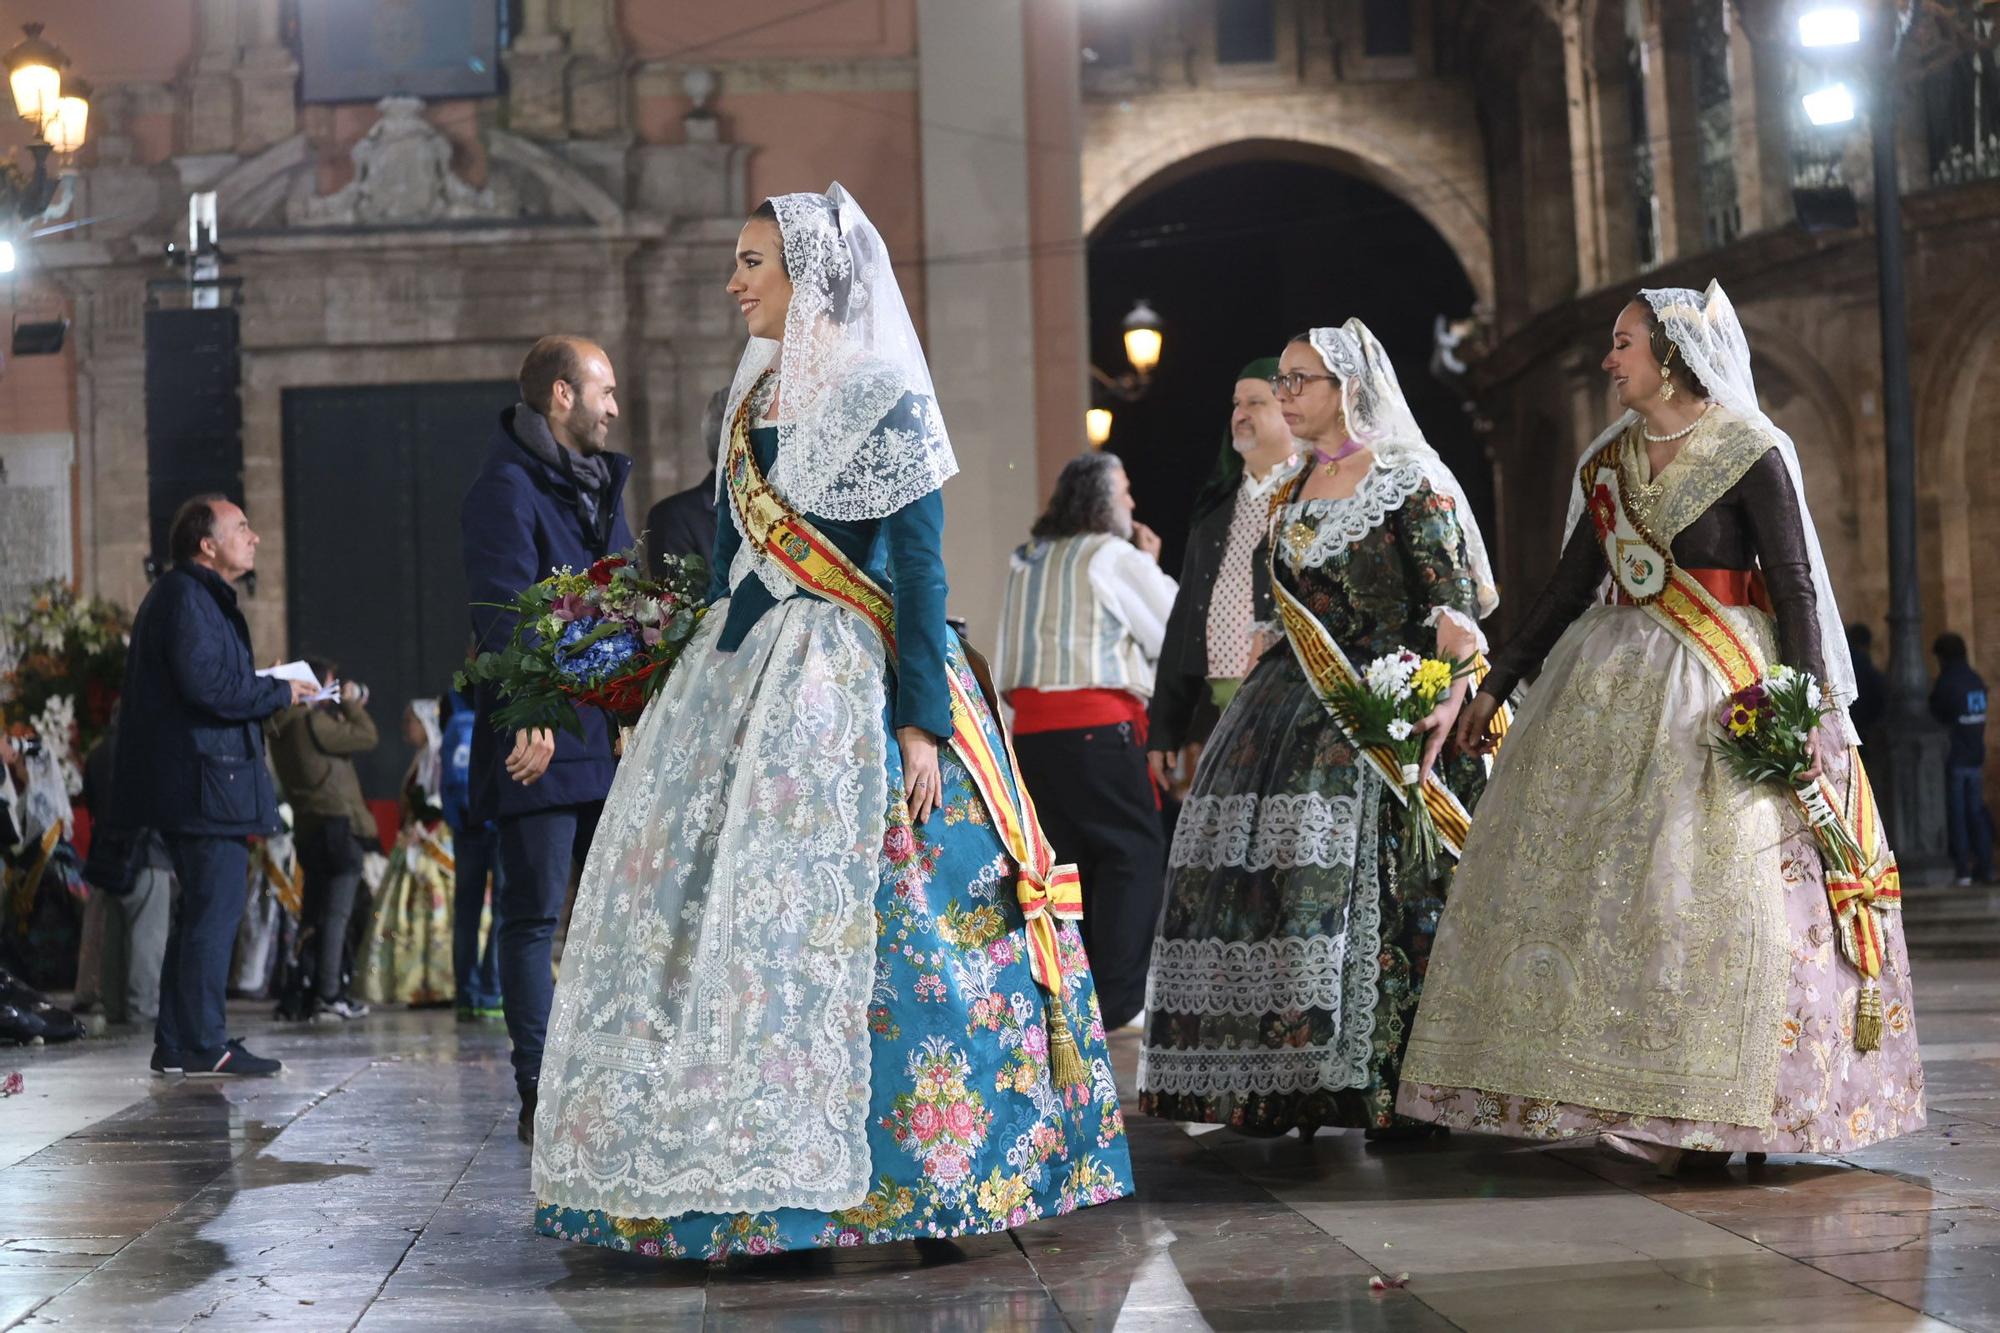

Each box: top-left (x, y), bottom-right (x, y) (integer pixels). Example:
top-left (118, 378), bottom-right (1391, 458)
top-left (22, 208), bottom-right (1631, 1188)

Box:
top-left (3, 963), bottom-right (2000, 1330)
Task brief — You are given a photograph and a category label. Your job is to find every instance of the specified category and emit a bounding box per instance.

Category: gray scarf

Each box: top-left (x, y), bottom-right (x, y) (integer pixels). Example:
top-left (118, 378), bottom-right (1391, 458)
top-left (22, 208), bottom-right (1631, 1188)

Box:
top-left (512, 401), bottom-right (613, 537)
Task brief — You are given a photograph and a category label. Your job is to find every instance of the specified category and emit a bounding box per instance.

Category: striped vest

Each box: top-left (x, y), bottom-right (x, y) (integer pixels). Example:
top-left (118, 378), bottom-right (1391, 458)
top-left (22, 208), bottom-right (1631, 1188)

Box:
top-left (997, 533), bottom-right (1155, 698)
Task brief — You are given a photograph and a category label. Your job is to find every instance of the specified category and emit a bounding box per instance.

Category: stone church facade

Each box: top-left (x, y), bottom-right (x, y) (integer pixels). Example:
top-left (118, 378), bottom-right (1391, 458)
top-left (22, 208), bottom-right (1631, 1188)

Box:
top-left (7, 0), bottom-right (1998, 768)
top-left (4, 0), bottom-right (1088, 651)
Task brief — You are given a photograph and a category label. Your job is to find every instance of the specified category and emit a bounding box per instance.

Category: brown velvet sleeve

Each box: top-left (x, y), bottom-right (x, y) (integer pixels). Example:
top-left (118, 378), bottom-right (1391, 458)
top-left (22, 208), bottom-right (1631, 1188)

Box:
top-left (1735, 446), bottom-right (1826, 682)
top-left (1481, 516), bottom-right (1607, 701)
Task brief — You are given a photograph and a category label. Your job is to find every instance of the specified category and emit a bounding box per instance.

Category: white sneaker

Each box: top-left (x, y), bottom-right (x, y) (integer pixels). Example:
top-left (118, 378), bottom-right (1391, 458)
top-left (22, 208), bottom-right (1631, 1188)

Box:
top-left (311, 998), bottom-right (370, 1024)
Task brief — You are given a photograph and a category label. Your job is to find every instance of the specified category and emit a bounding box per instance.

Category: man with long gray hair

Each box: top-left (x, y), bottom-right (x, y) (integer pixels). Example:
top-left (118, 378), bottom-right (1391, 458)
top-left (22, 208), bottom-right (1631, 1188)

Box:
top-left (995, 451), bottom-right (1176, 1030)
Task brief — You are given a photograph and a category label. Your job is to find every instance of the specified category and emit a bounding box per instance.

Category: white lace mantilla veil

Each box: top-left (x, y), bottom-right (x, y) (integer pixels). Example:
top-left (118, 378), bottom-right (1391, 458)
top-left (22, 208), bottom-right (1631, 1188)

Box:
top-left (718, 183), bottom-right (958, 532)
top-left (1559, 281), bottom-right (1860, 743)
top-left (1307, 319), bottom-right (1501, 627)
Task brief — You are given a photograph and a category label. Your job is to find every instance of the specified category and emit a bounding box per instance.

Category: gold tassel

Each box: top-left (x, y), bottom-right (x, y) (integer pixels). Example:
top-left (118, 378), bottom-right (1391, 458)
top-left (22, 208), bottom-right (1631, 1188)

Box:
top-left (1046, 1000), bottom-right (1089, 1092)
top-left (1854, 983), bottom-right (1883, 1053)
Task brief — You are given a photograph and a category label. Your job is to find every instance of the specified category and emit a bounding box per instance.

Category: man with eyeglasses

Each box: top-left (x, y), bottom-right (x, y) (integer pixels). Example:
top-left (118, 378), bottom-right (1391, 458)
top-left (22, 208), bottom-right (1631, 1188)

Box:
top-left (1147, 358), bottom-right (1302, 796)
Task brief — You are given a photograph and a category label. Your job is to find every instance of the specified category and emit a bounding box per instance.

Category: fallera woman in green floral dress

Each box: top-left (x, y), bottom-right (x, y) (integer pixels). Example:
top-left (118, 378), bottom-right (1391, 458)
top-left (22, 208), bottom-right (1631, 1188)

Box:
top-left (1138, 320), bottom-right (1499, 1137)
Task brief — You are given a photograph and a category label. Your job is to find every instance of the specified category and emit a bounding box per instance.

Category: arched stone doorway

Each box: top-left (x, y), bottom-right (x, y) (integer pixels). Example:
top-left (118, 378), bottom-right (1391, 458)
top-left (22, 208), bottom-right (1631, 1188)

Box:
top-left (1086, 152), bottom-right (1484, 574)
top-left (1084, 122), bottom-right (1493, 312)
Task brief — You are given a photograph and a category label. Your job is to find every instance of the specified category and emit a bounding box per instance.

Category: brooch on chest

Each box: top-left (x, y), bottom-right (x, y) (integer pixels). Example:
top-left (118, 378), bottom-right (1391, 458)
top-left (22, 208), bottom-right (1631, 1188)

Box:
top-left (1628, 476), bottom-right (1664, 522)
top-left (1283, 520), bottom-right (1318, 565)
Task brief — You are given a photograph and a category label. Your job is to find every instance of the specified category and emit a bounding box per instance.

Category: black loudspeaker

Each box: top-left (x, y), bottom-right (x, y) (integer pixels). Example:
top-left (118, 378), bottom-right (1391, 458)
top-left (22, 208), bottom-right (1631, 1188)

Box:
top-left (145, 308), bottom-right (244, 565)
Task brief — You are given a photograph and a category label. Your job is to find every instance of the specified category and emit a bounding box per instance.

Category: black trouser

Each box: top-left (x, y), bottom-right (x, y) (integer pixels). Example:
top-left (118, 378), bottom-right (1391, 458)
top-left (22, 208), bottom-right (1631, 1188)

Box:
top-left (298, 819), bottom-right (368, 1004)
top-left (1012, 722), bottom-right (1165, 1029)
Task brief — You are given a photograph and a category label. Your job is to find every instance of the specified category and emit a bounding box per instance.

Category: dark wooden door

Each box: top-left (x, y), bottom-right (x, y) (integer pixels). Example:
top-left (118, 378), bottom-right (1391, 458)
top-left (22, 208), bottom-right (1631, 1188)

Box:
top-left (283, 381), bottom-right (512, 798)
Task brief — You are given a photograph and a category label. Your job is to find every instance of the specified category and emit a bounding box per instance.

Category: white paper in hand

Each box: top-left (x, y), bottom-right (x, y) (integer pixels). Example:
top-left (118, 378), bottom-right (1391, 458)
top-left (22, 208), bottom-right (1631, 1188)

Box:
top-left (258, 660), bottom-right (339, 703)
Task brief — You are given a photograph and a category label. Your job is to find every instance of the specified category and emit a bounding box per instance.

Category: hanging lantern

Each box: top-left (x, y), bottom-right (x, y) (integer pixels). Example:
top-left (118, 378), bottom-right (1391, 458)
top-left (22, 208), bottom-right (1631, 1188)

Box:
top-left (45, 76), bottom-right (87, 154)
top-left (1121, 299), bottom-right (1163, 378)
top-left (1085, 407), bottom-right (1113, 448)
top-left (4, 23), bottom-right (67, 136)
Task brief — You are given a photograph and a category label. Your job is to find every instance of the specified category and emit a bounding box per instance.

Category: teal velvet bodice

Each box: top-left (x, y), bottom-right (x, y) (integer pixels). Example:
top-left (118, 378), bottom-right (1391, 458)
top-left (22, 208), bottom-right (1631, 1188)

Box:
top-left (707, 419), bottom-right (952, 737)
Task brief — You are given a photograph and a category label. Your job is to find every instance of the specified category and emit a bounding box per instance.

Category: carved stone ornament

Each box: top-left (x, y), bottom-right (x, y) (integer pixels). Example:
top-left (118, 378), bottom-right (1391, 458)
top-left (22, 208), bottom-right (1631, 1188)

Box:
top-left (287, 95), bottom-right (514, 226)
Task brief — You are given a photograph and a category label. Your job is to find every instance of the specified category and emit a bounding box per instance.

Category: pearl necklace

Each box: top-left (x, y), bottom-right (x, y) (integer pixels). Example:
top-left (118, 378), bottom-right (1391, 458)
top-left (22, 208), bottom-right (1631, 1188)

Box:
top-left (1642, 402), bottom-right (1712, 444)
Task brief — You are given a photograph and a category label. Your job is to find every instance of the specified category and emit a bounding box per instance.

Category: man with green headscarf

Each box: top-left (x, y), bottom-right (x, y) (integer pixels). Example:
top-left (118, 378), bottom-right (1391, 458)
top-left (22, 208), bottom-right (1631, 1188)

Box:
top-left (1147, 357), bottom-right (1301, 792)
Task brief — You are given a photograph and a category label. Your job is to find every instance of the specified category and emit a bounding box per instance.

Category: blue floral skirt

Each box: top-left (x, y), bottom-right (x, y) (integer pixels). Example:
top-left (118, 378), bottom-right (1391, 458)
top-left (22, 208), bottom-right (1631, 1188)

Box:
top-left (536, 717), bottom-right (1135, 1259)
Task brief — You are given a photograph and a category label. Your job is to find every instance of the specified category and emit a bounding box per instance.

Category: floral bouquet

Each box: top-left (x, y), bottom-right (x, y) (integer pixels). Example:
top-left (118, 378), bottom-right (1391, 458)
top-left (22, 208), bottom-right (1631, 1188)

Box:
top-left (1713, 664), bottom-right (1897, 1050)
top-left (0, 579), bottom-right (130, 771)
top-left (1325, 648), bottom-right (1471, 877)
top-left (1712, 664), bottom-right (1861, 870)
top-left (455, 551), bottom-right (707, 736)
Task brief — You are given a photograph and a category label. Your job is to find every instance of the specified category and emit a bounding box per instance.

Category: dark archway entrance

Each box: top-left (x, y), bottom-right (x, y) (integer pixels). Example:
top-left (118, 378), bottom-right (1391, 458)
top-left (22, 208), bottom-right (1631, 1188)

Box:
top-left (1087, 157), bottom-right (1487, 572)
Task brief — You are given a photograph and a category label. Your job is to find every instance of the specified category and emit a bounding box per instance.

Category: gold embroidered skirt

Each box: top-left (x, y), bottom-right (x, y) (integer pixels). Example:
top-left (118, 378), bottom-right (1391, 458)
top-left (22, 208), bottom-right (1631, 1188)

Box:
top-left (1401, 603), bottom-right (1799, 1127)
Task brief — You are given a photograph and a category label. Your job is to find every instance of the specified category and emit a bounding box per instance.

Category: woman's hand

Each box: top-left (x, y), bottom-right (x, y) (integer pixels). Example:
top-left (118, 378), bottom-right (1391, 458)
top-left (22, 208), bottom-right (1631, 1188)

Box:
top-left (899, 725), bottom-right (943, 824)
top-left (1452, 692), bottom-right (1501, 759)
top-left (1417, 686), bottom-right (1466, 783)
top-left (1245, 628), bottom-right (1280, 673)
top-left (1798, 725), bottom-right (1831, 785)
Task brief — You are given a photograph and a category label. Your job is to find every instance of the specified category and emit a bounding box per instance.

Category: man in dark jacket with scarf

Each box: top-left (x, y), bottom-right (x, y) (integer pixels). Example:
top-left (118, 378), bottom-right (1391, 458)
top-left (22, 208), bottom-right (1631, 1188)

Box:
top-left (112, 496), bottom-right (314, 1076)
top-left (462, 334), bottom-right (632, 1142)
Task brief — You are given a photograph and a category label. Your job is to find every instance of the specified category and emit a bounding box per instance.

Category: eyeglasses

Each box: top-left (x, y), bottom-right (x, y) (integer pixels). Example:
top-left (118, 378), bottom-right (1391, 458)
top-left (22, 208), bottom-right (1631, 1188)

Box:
top-left (1268, 371), bottom-right (1340, 397)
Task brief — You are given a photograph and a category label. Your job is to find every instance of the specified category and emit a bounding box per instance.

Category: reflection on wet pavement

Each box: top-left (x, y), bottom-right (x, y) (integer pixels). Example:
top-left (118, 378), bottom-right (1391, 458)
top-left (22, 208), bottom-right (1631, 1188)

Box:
top-left (3, 964), bottom-right (1998, 1330)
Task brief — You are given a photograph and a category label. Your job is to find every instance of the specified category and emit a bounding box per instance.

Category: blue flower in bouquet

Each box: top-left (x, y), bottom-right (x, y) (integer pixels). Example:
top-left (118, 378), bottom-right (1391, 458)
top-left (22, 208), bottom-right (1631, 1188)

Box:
top-left (553, 618), bottom-right (642, 684)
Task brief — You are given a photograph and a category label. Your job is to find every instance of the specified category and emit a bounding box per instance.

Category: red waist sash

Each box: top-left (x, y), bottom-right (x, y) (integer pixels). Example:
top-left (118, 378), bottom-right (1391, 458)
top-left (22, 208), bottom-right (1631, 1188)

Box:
top-left (1006, 687), bottom-right (1149, 740)
top-left (1611, 566), bottom-right (1771, 612)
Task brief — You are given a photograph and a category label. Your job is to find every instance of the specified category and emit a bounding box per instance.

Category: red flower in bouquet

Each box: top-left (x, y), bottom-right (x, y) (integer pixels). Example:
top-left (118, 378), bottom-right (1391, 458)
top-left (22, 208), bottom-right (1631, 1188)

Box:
top-left (456, 548), bottom-right (708, 736)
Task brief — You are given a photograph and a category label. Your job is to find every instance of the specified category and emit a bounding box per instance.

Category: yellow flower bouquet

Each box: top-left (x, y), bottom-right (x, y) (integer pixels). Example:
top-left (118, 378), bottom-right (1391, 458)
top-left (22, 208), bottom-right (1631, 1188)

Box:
top-left (1325, 647), bottom-right (1472, 877)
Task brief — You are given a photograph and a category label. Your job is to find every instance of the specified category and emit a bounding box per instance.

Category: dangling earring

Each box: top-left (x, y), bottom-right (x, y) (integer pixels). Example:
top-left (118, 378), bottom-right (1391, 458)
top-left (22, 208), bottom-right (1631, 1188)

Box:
top-left (1658, 347), bottom-right (1677, 402)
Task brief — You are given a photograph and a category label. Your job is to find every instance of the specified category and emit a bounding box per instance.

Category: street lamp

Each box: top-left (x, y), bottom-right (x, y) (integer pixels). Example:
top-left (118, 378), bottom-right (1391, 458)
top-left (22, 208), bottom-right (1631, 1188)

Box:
top-left (1793, 0), bottom-right (1948, 873)
top-left (1091, 297), bottom-right (1166, 404)
top-left (1121, 299), bottom-right (1163, 378)
top-left (44, 77), bottom-right (88, 155)
top-left (4, 23), bottom-right (63, 131)
top-left (1798, 6), bottom-right (1862, 47)
top-left (1086, 298), bottom-right (1167, 447)
top-left (1801, 81), bottom-right (1856, 126)
top-left (0, 22), bottom-right (87, 222)
top-left (1085, 407), bottom-right (1114, 448)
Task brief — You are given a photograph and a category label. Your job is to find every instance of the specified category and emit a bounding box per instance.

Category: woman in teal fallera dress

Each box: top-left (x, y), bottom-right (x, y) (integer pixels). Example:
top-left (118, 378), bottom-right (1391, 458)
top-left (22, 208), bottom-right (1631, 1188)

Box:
top-left (530, 186), bottom-right (1133, 1260)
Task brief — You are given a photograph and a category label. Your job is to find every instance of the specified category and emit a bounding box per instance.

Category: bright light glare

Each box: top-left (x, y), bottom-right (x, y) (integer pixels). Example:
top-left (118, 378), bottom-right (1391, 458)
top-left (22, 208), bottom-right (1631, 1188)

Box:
top-left (0, 241), bottom-right (15, 274)
top-left (1085, 407), bottom-right (1113, 448)
top-left (1798, 7), bottom-right (1861, 47)
top-left (1122, 326), bottom-right (1162, 376)
top-left (1802, 83), bottom-right (1856, 126)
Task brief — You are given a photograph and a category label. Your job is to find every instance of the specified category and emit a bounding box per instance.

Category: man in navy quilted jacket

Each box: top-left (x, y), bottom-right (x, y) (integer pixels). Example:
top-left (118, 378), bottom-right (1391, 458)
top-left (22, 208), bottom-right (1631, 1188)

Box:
top-left (112, 496), bottom-right (314, 1078)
